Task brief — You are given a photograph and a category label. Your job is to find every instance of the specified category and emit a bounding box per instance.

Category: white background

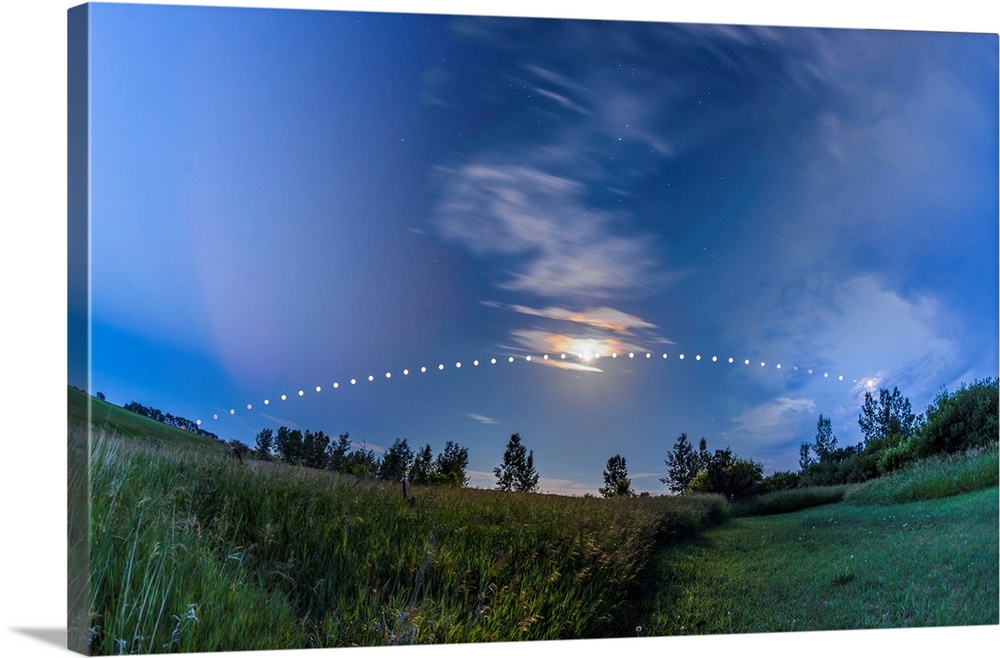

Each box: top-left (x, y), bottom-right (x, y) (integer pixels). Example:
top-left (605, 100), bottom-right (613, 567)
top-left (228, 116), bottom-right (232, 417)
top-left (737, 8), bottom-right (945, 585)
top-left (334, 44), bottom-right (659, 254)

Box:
top-left (1, 1), bottom-right (997, 657)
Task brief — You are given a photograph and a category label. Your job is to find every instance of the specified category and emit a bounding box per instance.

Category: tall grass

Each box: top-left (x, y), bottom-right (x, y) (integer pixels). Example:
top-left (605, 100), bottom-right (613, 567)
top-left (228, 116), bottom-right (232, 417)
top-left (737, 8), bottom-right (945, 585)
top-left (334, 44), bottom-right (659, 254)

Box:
top-left (85, 429), bottom-right (726, 653)
top-left (730, 485), bottom-right (849, 517)
top-left (644, 487), bottom-right (999, 634)
top-left (844, 443), bottom-right (999, 506)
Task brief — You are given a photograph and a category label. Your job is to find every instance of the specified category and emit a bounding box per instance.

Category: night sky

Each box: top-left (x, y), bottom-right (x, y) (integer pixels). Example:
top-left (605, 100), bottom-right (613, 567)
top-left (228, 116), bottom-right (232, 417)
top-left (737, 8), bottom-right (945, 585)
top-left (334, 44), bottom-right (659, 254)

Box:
top-left (80, 3), bottom-right (998, 495)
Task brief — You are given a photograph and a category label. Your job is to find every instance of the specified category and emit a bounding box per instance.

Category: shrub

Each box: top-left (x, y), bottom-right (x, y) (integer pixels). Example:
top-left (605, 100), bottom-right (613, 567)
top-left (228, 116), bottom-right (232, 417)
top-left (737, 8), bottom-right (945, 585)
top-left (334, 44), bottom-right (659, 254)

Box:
top-left (845, 443), bottom-right (999, 506)
top-left (731, 485), bottom-right (848, 517)
top-left (914, 378), bottom-right (999, 457)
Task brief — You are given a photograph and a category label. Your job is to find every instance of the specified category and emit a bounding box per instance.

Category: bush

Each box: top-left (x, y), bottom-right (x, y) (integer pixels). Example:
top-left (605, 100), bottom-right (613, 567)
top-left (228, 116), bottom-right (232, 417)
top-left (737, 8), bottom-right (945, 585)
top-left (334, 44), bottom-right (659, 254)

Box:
top-left (760, 470), bottom-right (801, 494)
top-left (731, 485), bottom-right (849, 517)
top-left (914, 378), bottom-right (998, 458)
top-left (845, 443), bottom-right (999, 506)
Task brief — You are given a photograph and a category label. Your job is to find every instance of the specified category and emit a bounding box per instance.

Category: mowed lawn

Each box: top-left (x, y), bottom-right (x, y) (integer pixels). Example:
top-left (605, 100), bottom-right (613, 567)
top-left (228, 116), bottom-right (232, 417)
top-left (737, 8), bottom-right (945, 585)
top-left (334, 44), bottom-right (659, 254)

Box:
top-left (642, 487), bottom-right (999, 635)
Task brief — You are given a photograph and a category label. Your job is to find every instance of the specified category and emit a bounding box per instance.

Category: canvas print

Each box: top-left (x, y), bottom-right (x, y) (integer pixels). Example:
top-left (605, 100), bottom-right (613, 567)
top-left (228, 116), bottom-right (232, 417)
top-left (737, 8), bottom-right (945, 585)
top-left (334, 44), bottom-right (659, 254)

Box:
top-left (67, 2), bottom-right (999, 655)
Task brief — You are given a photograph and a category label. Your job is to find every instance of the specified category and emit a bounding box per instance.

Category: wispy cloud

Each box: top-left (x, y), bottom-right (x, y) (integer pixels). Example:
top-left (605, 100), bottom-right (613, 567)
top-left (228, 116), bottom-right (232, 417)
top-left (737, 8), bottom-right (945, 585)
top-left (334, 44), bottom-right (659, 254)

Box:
top-left (465, 412), bottom-right (498, 425)
top-left (728, 396), bottom-right (817, 447)
top-left (432, 163), bottom-right (662, 299)
top-left (506, 304), bottom-right (659, 333)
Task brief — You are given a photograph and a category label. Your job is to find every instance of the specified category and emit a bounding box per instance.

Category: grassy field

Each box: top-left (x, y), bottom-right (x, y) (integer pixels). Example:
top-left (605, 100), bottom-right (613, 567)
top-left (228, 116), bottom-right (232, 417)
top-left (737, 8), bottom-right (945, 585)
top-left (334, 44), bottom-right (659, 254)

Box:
top-left (70, 388), bottom-right (998, 653)
top-left (71, 388), bottom-right (727, 653)
top-left (643, 478), bottom-right (998, 635)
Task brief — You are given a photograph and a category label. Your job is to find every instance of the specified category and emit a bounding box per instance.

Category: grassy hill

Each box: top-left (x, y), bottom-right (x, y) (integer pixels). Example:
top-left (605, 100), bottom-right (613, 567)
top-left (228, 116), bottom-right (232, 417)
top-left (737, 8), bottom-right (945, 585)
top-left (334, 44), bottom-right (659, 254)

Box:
top-left (68, 385), bottom-right (226, 457)
top-left (642, 456), bottom-right (999, 634)
top-left (68, 385), bottom-right (998, 652)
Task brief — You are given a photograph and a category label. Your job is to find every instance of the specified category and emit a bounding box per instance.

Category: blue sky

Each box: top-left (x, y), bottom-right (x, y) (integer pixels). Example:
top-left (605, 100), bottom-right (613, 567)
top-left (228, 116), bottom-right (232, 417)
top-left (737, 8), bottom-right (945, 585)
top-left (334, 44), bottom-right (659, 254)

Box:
top-left (79, 3), bottom-right (998, 495)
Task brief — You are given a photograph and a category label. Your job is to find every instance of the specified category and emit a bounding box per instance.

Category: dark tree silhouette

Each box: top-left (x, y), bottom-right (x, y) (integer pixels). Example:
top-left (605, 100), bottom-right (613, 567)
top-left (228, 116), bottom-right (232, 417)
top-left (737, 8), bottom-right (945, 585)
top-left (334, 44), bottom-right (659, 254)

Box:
top-left (494, 433), bottom-right (539, 492)
top-left (253, 428), bottom-right (274, 461)
top-left (378, 438), bottom-right (414, 482)
top-left (599, 454), bottom-right (634, 498)
top-left (660, 433), bottom-right (706, 493)
top-left (435, 441), bottom-right (470, 487)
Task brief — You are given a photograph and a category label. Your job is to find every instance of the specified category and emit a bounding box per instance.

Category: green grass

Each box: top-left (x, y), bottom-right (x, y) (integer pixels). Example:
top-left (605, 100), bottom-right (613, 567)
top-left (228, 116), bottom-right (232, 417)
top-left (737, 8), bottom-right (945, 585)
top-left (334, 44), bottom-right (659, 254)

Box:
top-left (72, 388), bottom-right (998, 651)
top-left (844, 443), bottom-right (999, 506)
top-left (642, 487), bottom-right (999, 635)
top-left (74, 389), bottom-right (726, 653)
top-left (731, 485), bottom-right (850, 517)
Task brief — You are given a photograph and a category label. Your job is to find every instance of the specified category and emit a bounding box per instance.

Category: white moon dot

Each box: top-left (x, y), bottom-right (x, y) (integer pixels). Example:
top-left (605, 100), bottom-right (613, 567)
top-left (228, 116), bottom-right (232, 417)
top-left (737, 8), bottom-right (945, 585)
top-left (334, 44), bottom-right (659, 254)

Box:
top-left (695, 355), bottom-right (701, 361)
top-left (728, 357), bottom-right (734, 363)
top-left (662, 353), bottom-right (668, 359)
top-left (421, 366), bottom-right (427, 373)
top-left (543, 354), bottom-right (549, 360)
top-left (402, 370), bottom-right (409, 376)
top-left (316, 386), bottom-right (322, 392)
top-left (508, 356), bottom-right (514, 363)
top-left (438, 364), bottom-right (444, 371)
top-left (281, 394), bottom-right (287, 400)
top-left (230, 409), bottom-right (235, 415)
top-left (351, 378), bottom-right (357, 385)
top-left (839, 375), bottom-right (844, 381)
top-left (679, 354), bottom-right (685, 360)
top-left (776, 364), bottom-right (781, 369)
top-left (368, 375), bottom-right (375, 381)
top-left (629, 352), bottom-right (635, 358)
top-left (526, 356), bottom-right (532, 362)
top-left (196, 419), bottom-right (201, 425)
top-left (646, 352), bottom-right (651, 359)
top-left (561, 353), bottom-right (567, 359)
top-left (264, 399), bottom-right (269, 405)
top-left (745, 359), bottom-right (751, 365)
top-left (456, 362), bottom-right (462, 368)
top-left (298, 390), bottom-right (305, 396)
top-left (473, 360), bottom-right (480, 366)
top-left (824, 372), bottom-right (829, 378)
top-left (333, 382), bottom-right (339, 388)
top-left (712, 356), bottom-right (718, 362)
top-left (213, 414), bottom-right (218, 420)
top-left (490, 358), bottom-right (497, 365)
top-left (246, 404), bottom-right (252, 410)
top-left (385, 372), bottom-right (392, 378)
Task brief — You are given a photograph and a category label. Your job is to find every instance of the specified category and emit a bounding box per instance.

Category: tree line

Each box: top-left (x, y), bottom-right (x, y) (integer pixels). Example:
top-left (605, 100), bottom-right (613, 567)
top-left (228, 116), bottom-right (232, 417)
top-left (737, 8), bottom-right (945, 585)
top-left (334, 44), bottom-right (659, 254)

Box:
top-left (123, 378), bottom-right (996, 501)
top-left (249, 427), bottom-right (472, 487)
top-left (122, 400), bottom-right (219, 441)
top-left (654, 378), bottom-right (998, 501)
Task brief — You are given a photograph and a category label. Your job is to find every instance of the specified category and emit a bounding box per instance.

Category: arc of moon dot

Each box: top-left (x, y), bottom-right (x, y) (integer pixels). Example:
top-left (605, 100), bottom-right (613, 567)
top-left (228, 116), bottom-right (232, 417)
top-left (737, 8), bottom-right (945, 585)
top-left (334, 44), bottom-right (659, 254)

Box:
top-left (217, 347), bottom-right (857, 421)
